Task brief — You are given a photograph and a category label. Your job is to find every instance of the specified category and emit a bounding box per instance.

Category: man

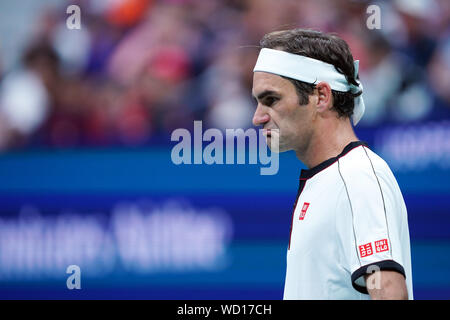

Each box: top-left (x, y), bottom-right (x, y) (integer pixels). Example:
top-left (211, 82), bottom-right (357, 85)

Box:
top-left (251, 29), bottom-right (413, 300)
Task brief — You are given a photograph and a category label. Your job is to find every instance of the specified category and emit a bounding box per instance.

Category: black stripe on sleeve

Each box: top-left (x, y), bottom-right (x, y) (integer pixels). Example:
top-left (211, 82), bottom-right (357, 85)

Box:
top-left (362, 146), bottom-right (393, 257)
top-left (337, 158), bottom-right (362, 268)
top-left (351, 259), bottom-right (406, 294)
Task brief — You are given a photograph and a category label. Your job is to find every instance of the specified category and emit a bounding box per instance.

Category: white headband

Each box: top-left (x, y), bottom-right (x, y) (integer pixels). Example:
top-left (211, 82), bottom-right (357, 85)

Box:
top-left (253, 48), bottom-right (365, 125)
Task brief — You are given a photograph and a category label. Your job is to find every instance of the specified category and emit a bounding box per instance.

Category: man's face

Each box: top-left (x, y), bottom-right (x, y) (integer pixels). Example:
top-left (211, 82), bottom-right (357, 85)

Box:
top-left (252, 71), bottom-right (316, 153)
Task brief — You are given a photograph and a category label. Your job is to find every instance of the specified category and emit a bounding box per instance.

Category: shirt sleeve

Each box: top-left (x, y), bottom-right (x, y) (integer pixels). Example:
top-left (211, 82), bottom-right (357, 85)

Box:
top-left (335, 151), bottom-right (407, 294)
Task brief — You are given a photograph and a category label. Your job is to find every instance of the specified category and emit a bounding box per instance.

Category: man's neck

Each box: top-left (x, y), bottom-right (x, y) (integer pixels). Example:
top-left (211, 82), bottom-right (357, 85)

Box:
top-left (295, 118), bottom-right (358, 169)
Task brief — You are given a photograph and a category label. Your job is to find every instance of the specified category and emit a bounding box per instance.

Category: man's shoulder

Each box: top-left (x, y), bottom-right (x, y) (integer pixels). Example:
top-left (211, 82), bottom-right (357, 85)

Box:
top-left (338, 145), bottom-right (398, 189)
top-left (340, 144), bottom-right (391, 173)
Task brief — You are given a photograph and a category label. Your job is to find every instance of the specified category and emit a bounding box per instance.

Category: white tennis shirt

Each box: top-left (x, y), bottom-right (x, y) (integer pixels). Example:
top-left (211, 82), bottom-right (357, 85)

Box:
top-left (283, 141), bottom-right (413, 300)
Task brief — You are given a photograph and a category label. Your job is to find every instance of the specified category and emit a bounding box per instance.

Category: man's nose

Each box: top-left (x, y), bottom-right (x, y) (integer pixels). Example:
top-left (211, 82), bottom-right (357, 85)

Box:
top-left (252, 104), bottom-right (270, 126)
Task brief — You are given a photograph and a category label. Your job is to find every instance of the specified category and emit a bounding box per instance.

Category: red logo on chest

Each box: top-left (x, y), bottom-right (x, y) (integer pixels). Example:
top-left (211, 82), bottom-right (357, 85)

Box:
top-left (299, 202), bottom-right (310, 220)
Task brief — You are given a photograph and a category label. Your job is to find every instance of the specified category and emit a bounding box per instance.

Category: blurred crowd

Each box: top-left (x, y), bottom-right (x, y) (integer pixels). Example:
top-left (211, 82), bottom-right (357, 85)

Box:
top-left (0, 0), bottom-right (449, 150)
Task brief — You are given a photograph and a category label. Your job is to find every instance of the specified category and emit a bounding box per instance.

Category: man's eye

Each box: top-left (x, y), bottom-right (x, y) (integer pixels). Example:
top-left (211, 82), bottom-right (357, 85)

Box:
top-left (264, 97), bottom-right (278, 106)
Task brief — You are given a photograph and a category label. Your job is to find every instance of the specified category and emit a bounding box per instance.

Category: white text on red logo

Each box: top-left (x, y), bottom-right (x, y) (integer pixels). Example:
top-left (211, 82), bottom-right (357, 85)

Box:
top-left (299, 202), bottom-right (310, 220)
top-left (375, 239), bottom-right (389, 253)
top-left (359, 243), bottom-right (373, 258)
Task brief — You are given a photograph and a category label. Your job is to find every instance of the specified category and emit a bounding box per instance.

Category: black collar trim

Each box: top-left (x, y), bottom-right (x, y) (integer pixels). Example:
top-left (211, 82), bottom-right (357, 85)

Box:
top-left (299, 141), bottom-right (368, 180)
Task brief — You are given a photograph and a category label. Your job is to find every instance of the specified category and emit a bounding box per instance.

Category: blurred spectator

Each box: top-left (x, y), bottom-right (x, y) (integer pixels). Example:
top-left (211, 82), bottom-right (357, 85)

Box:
top-left (106, 0), bottom-right (153, 28)
top-left (427, 34), bottom-right (450, 118)
top-left (202, 36), bottom-right (256, 130)
top-left (0, 44), bottom-right (3, 79)
top-left (429, 35), bottom-right (450, 104)
top-left (358, 31), bottom-right (403, 125)
top-left (52, 20), bottom-right (91, 75)
top-left (0, 43), bottom-right (53, 149)
top-left (0, 0), bottom-right (449, 151)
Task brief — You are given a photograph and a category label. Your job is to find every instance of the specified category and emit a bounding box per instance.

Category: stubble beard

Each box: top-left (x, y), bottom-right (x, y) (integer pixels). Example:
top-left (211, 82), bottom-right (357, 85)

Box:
top-left (264, 129), bottom-right (280, 153)
top-left (266, 129), bottom-right (291, 154)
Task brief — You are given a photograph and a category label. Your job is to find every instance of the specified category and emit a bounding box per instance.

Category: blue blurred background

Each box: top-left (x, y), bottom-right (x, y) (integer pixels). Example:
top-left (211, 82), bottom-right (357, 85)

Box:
top-left (0, 0), bottom-right (449, 299)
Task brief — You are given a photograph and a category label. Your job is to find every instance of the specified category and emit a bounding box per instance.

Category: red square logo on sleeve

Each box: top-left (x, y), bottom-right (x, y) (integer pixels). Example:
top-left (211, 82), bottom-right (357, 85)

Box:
top-left (299, 202), bottom-right (310, 220)
top-left (375, 239), bottom-right (389, 253)
top-left (359, 243), bottom-right (373, 258)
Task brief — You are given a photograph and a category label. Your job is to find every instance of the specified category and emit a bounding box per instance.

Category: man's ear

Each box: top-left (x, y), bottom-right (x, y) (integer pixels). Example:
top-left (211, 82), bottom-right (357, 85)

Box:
top-left (315, 82), bottom-right (333, 113)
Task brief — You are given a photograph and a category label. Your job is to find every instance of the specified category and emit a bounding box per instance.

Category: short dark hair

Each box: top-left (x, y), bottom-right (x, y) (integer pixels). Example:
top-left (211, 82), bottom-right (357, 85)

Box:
top-left (260, 28), bottom-right (362, 119)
